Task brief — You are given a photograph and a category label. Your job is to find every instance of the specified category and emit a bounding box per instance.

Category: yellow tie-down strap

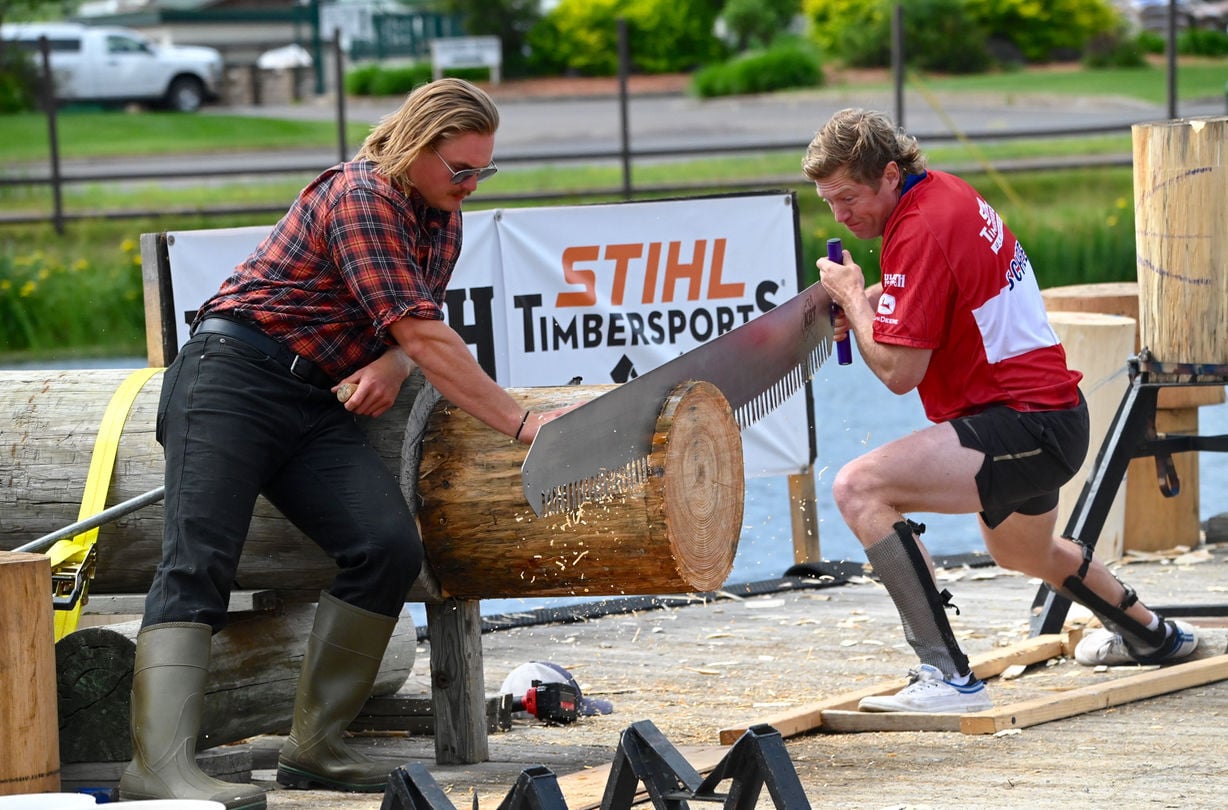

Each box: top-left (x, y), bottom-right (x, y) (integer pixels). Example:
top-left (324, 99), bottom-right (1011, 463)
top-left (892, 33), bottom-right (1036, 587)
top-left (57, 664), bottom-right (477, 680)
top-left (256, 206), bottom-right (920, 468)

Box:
top-left (48, 366), bottom-right (162, 641)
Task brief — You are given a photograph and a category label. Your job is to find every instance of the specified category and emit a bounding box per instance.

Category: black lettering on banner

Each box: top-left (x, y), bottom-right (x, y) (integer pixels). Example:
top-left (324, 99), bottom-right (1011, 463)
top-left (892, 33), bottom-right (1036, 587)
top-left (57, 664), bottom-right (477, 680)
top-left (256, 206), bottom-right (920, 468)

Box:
top-left (444, 286), bottom-right (497, 379)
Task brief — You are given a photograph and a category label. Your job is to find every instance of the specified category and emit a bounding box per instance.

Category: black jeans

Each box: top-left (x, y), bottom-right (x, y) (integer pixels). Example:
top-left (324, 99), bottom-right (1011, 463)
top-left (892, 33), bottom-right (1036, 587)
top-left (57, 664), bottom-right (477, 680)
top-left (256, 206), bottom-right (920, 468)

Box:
top-left (143, 331), bottom-right (422, 631)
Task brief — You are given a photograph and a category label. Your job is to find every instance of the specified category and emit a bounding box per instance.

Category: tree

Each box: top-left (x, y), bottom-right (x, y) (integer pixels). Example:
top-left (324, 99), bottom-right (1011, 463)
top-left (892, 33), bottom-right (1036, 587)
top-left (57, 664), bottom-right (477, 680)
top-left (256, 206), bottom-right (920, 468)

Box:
top-left (435, 0), bottom-right (543, 78)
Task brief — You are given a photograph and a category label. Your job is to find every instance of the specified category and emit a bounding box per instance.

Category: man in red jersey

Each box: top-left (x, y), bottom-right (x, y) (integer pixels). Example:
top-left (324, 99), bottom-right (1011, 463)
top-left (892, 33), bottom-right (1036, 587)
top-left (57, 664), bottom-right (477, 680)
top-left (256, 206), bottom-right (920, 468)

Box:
top-left (804, 108), bottom-right (1197, 713)
top-left (121, 79), bottom-right (557, 808)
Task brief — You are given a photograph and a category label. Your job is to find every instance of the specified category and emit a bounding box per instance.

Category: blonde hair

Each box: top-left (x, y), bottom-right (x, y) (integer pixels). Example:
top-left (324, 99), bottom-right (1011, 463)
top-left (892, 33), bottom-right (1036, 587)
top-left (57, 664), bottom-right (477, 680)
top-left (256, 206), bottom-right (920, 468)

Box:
top-left (355, 78), bottom-right (499, 187)
top-left (802, 108), bottom-right (926, 187)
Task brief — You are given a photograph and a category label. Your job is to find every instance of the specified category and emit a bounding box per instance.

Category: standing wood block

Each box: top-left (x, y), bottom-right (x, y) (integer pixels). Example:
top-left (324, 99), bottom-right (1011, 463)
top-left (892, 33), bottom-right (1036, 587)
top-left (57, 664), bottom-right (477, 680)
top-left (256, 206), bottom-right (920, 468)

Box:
top-left (1042, 281), bottom-right (1225, 409)
top-left (1133, 116), bottom-right (1228, 365)
top-left (416, 380), bottom-right (744, 599)
top-left (1123, 407), bottom-right (1204, 552)
top-left (1047, 311), bottom-right (1136, 561)
top-left (0, 552), bottom-right (60, 795)
top-left (1043, 282), bottom-right (1222, 552)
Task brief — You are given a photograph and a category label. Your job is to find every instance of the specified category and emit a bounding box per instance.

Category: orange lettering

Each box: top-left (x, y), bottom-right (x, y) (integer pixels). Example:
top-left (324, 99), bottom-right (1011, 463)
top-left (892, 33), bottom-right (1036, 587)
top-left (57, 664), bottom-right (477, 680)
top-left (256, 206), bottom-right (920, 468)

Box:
top-left (603, 243), bottom-right (642, 306)
top-left (662, 240), bottom-right (705, 303)
top-left (556, 245), bottom-right (599, 307)
top-left (706, 239), bottom-right (743, 299)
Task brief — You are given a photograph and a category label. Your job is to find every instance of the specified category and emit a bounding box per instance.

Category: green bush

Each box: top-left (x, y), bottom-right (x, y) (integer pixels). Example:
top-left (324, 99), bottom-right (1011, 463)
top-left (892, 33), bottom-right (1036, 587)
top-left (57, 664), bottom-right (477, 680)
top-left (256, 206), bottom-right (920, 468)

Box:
top-left (345, 64), bottom-right (383, 96)
top-left (526, 0), bottom-right (725, 76)
top-left (719, 0), bottom-right (802, 52)
top-left (804, 0), bottom-right (1121, 68)
top-left (692, 37), bottom-right (823, 97)
top-left (1083, 26), bottom-right (1149, 68)
top-left (800, 0), bottom-right (890, 67)
top-left (1179, 27), bottom-right (1228, 58)
top-left (1136, 30), bottom-right (1166, 55)
top-left (902, 0), bottom-right (991, 73)
top-left (800, 0), bottom-right (989, 72)
top-left (963, 0), bottom-right (1119, 62)
top-left (0, 238), bottom-right (145, 354)
top-left (365, 63), bottom-right (433, 96)
top-left (0, 47), bottom-right (40, 114)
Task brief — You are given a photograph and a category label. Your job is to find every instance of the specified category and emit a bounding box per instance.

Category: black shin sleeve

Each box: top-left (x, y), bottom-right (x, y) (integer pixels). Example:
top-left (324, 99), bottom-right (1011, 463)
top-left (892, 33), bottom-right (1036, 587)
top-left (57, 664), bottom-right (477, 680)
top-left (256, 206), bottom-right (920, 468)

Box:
top-left (1059, 541), bottom-right (1166, 652)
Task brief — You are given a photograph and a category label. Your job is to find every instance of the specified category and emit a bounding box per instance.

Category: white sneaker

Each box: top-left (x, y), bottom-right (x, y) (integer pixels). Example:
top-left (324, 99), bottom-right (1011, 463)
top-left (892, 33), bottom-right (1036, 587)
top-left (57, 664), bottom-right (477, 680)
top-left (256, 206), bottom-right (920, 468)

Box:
top-left (859, 664), bottom-right (993, 713)
top-left (1075, 619), bottom-right (1199, 666)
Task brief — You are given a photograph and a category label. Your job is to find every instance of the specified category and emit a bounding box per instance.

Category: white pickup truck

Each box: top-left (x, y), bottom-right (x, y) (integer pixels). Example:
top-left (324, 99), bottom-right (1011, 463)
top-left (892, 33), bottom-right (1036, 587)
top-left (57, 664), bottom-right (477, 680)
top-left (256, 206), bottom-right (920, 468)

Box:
top-left (1, 22), bottom-right (223, 112)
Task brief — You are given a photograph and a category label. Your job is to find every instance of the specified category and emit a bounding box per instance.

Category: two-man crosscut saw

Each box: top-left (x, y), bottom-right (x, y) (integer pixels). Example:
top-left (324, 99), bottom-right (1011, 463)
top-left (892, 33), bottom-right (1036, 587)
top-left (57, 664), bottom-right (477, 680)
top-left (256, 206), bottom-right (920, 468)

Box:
top-left (521, 278), bottom-right (842, 517)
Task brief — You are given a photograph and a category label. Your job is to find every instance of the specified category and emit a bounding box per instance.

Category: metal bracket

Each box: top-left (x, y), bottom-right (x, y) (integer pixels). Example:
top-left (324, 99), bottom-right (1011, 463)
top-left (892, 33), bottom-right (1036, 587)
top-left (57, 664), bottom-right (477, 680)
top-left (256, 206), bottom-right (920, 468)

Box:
top-left (51, 544), bottom-right (97, 611)
top-left (1029, 354), bottom-right (1228, 636)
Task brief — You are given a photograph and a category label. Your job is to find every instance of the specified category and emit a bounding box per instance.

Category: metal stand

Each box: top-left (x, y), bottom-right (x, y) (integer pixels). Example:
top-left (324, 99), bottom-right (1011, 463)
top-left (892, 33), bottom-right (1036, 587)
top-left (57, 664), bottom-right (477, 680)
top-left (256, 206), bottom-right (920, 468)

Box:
top-left (602, 721), bottom-right (809, 810)
top-left (1030, 354), bottom-right (1228, 637)
top-left (379, 721), bottom-right (810, 809)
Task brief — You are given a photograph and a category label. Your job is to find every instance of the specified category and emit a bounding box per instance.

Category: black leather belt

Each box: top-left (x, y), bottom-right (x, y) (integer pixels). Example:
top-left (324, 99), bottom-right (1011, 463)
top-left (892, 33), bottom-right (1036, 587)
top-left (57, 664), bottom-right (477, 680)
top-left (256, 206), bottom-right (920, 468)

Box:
top-left (194, 317), bottom-right (334, 389)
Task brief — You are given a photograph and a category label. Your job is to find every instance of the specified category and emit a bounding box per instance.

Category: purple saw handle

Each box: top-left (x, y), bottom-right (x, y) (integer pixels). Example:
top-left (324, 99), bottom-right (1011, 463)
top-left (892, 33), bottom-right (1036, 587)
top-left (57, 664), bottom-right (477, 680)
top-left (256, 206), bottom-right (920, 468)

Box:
top-left (827, 238), bottom-right (853, 366)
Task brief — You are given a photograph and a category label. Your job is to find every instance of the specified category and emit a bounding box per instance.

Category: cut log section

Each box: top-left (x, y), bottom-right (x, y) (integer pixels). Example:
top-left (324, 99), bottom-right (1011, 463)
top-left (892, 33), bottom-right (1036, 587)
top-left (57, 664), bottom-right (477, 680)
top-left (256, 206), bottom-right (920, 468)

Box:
top-left (416, 380), bottom-right (745, 598)
top-left (1133, 116), bottom-right (1228, 365)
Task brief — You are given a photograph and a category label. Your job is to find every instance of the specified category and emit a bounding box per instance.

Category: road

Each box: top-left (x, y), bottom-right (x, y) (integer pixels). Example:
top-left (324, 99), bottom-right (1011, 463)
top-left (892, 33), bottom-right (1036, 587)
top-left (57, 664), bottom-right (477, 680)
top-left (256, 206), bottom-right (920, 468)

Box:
top-left (16, 80), bottom-right (1227, 183)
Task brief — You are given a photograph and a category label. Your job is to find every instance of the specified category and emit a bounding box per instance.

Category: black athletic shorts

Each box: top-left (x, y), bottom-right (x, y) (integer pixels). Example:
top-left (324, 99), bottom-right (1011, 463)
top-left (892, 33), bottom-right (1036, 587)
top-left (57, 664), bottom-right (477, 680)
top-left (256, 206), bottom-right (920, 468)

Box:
top-left (949, 392), bottom-right (1089, 529)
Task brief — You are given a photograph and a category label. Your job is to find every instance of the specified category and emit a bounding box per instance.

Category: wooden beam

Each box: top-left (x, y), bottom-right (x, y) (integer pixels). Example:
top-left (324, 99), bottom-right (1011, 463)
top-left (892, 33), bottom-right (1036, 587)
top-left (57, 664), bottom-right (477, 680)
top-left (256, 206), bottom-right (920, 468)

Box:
top-left (960, 654), bottom-right (1228, 734)
top-left (716, 632), bottom-right (1078, 745)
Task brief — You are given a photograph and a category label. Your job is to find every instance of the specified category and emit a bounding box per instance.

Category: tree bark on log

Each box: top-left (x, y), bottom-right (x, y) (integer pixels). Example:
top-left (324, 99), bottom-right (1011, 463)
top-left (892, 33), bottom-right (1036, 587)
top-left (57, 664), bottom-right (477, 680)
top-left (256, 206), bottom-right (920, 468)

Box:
top-left (0, 369), bottom-right (434, 597)
top-left (1133, 116), bottom-right (1228, 365)
top-left (417, 380), bottom-right (744, 598)
top-left (54, 604), bottom-right (417, 763)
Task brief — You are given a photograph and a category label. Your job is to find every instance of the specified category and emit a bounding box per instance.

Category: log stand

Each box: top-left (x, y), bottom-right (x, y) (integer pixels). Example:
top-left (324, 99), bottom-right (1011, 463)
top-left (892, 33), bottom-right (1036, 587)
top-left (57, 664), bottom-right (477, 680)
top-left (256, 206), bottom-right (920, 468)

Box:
top-left (1030, 353), bottom-right (1228, 637)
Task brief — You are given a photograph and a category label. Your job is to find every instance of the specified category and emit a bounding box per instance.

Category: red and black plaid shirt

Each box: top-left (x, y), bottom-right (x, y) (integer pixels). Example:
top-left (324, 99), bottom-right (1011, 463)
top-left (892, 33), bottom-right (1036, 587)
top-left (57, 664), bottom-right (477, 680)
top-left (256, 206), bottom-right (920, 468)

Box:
top-left (198, 159), bottom-right (461, 380)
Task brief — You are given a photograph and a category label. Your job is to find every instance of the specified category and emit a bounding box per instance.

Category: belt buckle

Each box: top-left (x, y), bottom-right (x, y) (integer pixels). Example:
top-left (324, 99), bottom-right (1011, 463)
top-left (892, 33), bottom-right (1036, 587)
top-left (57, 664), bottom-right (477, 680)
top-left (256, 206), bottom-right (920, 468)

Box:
top-left (290, 354), bottom-right (310, 381)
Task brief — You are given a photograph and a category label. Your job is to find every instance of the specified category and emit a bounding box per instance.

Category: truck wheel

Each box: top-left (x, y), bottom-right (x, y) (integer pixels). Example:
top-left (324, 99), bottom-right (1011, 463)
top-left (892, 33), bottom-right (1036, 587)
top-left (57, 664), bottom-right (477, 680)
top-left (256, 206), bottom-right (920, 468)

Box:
top-left (165, 76), bottom-right (205, 113)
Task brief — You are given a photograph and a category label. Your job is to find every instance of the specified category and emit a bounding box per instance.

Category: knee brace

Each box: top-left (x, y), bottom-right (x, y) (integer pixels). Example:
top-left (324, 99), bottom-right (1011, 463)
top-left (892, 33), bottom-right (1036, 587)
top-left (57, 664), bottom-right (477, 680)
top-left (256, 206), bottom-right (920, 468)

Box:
top-left (1060, 541), bottom-right (1165, 651)
top-left (865, 520), bottom-right (971, 678)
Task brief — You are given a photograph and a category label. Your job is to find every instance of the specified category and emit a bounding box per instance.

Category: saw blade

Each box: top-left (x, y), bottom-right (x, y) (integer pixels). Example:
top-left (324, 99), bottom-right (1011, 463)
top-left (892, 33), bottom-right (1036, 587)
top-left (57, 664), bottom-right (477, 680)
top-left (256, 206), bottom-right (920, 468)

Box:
top-left (521, 279), bottom-right (838, 516)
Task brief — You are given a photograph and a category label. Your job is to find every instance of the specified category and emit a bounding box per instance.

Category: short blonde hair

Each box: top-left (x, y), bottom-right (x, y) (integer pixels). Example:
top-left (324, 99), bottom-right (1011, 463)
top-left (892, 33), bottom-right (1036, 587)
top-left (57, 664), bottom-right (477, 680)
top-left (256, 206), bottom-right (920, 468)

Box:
top-left (802, 108), bottom-right (926, 187)
top-left (355, 78), bottom-right (499, 188)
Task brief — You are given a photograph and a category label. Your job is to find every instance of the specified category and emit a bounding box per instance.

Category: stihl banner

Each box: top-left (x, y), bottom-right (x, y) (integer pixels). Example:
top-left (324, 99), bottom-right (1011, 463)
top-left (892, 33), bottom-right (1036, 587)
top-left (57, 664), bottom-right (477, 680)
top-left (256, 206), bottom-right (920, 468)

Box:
top-left (159, 191), bottom-right (812, 477)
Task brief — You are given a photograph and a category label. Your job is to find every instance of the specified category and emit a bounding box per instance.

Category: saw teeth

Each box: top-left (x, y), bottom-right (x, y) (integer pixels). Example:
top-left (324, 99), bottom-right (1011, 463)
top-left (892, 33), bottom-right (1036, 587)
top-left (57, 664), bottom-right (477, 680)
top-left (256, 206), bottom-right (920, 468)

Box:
top-left (539, 456), bottom-right (653, 517)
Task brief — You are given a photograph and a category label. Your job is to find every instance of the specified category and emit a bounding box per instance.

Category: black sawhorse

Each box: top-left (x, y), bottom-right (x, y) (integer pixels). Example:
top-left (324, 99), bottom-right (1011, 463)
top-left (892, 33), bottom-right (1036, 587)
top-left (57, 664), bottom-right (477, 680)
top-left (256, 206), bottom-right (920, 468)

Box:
top-left (1030, 353), bottom-right (1228, 637)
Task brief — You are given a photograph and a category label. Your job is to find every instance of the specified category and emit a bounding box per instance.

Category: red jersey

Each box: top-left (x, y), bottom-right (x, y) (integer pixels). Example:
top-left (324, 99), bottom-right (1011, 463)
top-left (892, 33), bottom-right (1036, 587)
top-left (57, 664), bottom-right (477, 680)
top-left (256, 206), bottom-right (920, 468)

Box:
top-left (874, 170), bottom-right (1082, 423)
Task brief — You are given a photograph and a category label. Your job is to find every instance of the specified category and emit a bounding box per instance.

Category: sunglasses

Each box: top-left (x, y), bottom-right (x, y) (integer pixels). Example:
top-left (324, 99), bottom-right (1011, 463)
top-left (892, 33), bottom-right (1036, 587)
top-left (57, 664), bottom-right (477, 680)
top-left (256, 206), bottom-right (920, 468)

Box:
top-left (434, 149), bottom-right (498, 185)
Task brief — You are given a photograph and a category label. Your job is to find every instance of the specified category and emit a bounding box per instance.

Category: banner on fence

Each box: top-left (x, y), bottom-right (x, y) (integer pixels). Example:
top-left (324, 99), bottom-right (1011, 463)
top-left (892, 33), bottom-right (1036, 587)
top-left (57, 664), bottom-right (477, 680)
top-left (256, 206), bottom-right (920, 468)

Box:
top-left (158, 191), bottom-right (812, 477)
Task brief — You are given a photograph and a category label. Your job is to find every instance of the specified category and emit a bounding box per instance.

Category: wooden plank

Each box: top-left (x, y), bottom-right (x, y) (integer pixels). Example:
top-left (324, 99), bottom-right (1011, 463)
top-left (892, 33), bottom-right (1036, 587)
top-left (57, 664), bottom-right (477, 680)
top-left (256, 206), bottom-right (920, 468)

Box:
top-left (819, 709), bottom-right (963, 733)
top-left (960, 653), bottom-right (1228, 734)
top-left (717, 633), bottom-right (1076, 745)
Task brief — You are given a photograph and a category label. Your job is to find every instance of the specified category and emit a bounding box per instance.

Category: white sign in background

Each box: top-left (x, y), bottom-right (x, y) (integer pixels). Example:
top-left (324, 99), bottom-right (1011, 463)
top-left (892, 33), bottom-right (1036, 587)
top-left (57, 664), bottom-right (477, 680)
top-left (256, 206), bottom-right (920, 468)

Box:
top-left (162, 193), bottom-right (812, 478)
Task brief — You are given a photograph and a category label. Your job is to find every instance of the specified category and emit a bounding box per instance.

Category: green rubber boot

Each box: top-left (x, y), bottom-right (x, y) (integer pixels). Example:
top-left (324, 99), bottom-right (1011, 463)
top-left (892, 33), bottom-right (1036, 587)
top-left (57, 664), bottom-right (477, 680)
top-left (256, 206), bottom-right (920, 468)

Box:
top-left (118, 622), bottom-right (267, 810)
top-left (276, 591), bottom-right (398, 792)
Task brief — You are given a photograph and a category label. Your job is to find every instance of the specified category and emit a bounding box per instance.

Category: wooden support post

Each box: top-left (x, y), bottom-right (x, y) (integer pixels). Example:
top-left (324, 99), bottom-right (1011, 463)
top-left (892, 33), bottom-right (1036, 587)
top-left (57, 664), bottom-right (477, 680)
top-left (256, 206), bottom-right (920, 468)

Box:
top-left (788, 468), bottom-right (820, 564)
top-left (0, 552), bottom-right (60, 795)
top-left (426, 599), bottom-right (488, 765)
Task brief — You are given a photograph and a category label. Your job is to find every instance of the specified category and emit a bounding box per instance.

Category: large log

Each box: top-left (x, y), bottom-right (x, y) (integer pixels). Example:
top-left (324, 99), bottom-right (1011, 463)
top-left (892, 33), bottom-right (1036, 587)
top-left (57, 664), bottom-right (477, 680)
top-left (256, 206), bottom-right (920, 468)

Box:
top-left (0, 370), bottom-right (742, 599)
top-left (1133, 116), bottom-right (1228, 365)
top-left (54, 604), bottom-right (417, 763)
top-left (0, 552), bottom-right (61, 794)
top-left (417, 380), bottom-right (745, 598)
top-left (0, 368), bottom-right (432, 596)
